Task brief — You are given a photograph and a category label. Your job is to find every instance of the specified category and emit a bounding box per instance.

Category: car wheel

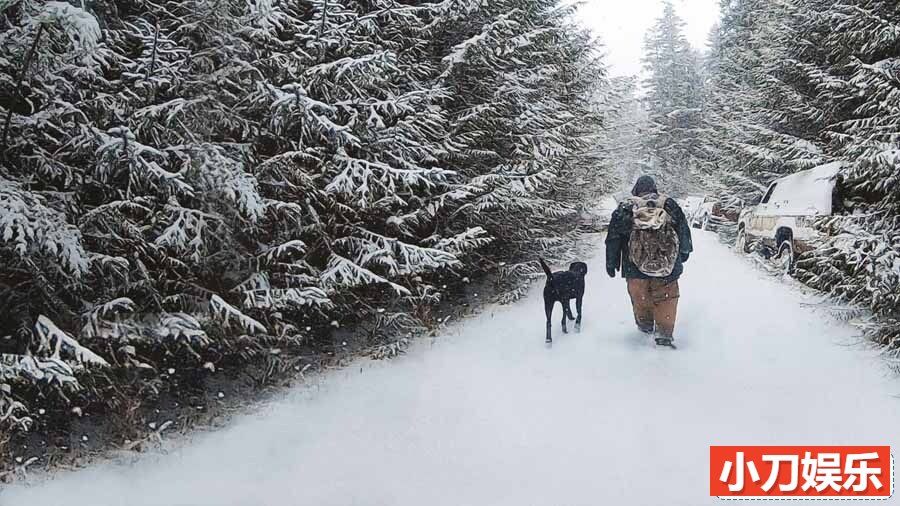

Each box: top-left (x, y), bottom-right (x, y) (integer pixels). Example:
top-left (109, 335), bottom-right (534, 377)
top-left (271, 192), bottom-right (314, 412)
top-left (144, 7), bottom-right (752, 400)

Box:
top-left (701, 214), bottom-right (710, 231)
top-left (735, 227), bottom-right (750, 254)
top-left (776, 240), bottom-right (796, 275)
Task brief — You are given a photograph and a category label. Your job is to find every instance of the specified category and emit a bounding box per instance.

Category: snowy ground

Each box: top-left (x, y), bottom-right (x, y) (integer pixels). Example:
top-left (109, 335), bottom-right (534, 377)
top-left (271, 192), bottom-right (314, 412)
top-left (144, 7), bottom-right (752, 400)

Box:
top-left (3, 231), bottom-right (900, 506)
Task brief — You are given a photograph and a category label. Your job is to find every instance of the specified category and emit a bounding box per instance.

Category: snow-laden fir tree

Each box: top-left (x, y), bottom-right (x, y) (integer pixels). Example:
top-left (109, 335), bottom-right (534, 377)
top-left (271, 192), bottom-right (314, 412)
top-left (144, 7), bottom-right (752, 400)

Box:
top-left (601, 77), bottom-right (650, 190)
top-left (641, 0), bottom-right (705, 196)
top-left (700, 0), bottom-right (900, 356)
top-left (426, 0), bottom-right (612, 301)
top-left (0, 0), bottom-right (619, 434)
top-left (698, 0), bottom-right (833, 211)
top-left (790, 0), bottom-right (900, 356)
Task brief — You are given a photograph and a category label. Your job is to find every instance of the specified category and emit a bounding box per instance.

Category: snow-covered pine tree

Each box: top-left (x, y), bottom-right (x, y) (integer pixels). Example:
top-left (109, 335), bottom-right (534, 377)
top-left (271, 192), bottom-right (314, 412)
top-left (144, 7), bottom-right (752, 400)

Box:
top-left (239, 0), bottom-right (475, 335)
top-left (699, 0), bottom-right (832, 210)
top-left (693, 21), bottom-right (749, 211)
top-left (426, 0), bottom-right (613, 300)
top-left (641, 1), bottom-right (705, 196)
top-left (0, 0), bottom-right (116, 431)
top-left (599, 77), bottom-right (647, 190)
top-left (790, 1), bottom-right (900, 355)
top-left (701, 0), bottom-right (900, 355)
top-left (0, 0), bottom-right (617, 436)
top-left (696, 5), bottom-right (767, 212)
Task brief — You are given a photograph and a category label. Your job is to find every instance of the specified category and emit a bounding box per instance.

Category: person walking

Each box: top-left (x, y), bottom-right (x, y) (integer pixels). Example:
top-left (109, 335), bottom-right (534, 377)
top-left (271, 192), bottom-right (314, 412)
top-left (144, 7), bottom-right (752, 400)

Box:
top-left (605, 176), bottom-right (693, 346)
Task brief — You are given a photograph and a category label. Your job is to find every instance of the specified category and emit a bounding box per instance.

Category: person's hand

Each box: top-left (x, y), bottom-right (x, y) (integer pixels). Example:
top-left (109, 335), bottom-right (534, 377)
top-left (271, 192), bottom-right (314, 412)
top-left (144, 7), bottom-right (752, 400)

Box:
top-left (680, 252), bottom-right (690, 263)
top-left (606, 267), bottom-right (617, 278)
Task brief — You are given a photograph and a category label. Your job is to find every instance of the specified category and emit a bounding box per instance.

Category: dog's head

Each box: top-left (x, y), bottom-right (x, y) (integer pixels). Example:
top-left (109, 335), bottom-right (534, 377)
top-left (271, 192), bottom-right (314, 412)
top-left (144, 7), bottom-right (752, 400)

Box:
top-left (569, 262), bottom-right (588, 277)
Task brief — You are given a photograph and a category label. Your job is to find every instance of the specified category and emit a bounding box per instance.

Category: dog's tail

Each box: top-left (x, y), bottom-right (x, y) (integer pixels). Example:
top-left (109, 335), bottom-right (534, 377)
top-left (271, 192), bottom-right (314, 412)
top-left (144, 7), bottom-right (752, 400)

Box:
top-left (538, 258), bottom-right (553, 280)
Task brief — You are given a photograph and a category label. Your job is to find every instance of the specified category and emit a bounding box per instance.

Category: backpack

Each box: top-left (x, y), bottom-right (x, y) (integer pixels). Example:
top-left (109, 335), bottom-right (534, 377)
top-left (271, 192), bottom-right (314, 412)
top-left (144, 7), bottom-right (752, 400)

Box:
top-left (626, 194), bottom-right (680, 277)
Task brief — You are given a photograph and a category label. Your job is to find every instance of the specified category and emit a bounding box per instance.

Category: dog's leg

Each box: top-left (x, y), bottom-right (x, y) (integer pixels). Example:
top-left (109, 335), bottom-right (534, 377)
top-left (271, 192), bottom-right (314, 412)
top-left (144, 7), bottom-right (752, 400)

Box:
top-left (564, 299), bottom-right (575, 321)
top-left (560, 301), bottom-right (568, 334)
top-left (544, 298), bottom-right (554, 343)
top-left (575, 296), bottom-right (583, 332)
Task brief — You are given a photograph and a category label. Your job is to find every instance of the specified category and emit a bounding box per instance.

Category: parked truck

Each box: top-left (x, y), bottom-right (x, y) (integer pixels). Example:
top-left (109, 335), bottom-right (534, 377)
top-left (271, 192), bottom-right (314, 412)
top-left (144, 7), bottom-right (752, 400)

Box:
top-left (735, 162), bottom-right (844, 273)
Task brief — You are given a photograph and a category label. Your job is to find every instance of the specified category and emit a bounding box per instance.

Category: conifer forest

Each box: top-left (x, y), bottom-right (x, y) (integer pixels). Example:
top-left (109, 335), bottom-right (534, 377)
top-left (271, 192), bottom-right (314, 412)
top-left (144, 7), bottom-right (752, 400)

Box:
top-left (2, 0), bottom-right (900, 490)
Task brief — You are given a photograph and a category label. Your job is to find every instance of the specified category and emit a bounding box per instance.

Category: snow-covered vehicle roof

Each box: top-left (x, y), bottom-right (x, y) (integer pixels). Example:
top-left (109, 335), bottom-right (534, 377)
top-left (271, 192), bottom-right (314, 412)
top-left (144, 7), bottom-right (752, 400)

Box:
top-left (765, 161), bottom-right (843, 216)
top-left (679, 195), bottom-right (706, 214)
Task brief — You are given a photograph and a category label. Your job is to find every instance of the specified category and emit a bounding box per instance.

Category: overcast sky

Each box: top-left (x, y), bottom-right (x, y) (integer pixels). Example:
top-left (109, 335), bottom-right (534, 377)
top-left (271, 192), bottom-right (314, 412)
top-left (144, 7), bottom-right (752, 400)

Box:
top-left (576, 0), bottom-right (721, 77)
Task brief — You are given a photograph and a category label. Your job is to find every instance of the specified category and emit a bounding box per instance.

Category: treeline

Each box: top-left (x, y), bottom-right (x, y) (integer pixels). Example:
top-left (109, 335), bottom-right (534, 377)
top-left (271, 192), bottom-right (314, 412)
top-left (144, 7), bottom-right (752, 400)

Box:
top-left (697, 1), bottom-right (900, 353)
top-left (637, 1), bottom-right (900, 355)
top-left (640, 1), bottom-right (704, 196)
top-left (0, 0), bottom-right (616, 434)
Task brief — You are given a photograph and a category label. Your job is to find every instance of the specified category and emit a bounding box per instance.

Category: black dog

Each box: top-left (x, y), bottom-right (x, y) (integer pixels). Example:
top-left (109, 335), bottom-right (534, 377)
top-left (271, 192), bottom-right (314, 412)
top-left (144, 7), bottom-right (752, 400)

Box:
top-left (539, 258), bottom-right (588, 343)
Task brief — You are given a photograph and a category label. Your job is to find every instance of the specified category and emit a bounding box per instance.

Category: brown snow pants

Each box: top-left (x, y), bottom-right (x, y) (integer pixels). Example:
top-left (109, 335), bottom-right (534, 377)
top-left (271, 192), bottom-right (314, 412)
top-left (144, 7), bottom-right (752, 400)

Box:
top-left (626, 278), bottom-right (680, 338)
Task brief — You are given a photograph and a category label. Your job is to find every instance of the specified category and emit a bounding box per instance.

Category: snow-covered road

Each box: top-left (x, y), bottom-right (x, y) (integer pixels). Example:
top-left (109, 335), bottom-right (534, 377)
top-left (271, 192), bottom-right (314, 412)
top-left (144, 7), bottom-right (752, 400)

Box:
top-left (4, 232), bottom-right (900, 505)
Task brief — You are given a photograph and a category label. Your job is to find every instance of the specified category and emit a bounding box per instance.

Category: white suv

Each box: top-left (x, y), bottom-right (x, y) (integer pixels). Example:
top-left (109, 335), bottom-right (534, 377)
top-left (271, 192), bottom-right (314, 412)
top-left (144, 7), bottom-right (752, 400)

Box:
top-left (691, 198), bottom-right (718, 230)
top-left (735, 162), bottom-right (844, 273)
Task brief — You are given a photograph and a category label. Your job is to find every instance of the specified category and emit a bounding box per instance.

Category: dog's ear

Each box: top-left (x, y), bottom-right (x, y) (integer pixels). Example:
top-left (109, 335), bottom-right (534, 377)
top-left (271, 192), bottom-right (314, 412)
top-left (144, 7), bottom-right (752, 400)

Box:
top-left (569, 262), bottom-right (588, 277)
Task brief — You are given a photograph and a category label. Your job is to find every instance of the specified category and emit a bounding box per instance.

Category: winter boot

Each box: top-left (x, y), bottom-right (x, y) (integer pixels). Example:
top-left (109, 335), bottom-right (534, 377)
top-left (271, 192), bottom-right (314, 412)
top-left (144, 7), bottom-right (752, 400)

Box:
top-left (654, 336), bottom-right (675, 348)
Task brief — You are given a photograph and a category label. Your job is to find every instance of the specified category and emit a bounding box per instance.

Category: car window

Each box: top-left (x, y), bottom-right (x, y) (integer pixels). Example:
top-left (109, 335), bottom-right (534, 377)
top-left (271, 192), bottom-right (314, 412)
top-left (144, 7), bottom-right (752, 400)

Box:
top-left (761, 183), bottom-right (777, 204)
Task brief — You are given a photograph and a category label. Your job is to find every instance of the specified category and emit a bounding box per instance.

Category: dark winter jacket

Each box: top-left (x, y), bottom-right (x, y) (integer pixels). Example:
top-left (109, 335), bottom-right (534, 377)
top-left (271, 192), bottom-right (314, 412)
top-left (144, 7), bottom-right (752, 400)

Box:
top-left (605, 177), bottom-right (693, 282)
